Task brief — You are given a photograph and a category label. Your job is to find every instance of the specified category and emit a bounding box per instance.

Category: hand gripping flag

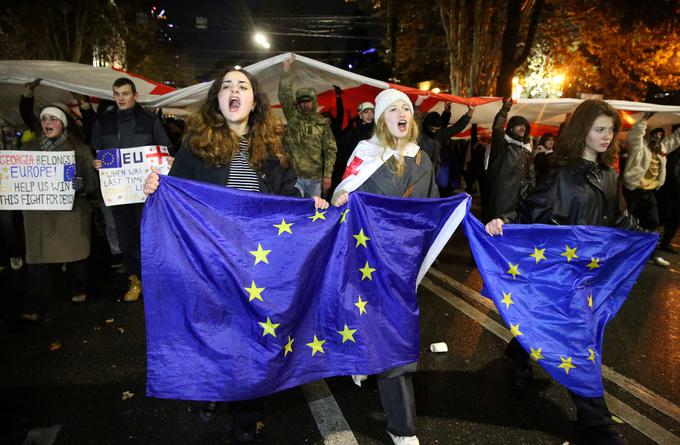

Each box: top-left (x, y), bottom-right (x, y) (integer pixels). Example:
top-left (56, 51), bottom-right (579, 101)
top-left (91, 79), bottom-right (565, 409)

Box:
top-left (464, 215), bottom-right (658, 397)
top-left (142, 175), bottom-right (470, 401)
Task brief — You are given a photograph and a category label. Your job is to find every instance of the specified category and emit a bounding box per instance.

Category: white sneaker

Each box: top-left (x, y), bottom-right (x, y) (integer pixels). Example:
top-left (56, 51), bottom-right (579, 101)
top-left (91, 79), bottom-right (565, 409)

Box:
top-left (653, 256), bottom-right (670, 267)
top-left (388, 431), bottom-right (420, 445)
top-left (10, 257), bottom-right (23, 270)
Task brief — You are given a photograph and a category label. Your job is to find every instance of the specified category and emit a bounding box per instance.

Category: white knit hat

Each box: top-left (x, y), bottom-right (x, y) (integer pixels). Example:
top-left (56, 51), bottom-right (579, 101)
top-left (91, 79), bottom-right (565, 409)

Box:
top-left (374, 89), bottom-right (413, 122)
top-left (357, 101), bottom-right (374, 113)
top-left (39, 106), bottom-right (68, 128)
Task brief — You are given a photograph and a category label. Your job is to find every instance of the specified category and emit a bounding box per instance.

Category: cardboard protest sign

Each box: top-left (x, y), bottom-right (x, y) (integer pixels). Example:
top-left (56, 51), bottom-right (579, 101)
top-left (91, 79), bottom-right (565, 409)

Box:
top-left (0, 150), bottom-right (76, 210)
top-left (97, 145), bottom-right (171, 206)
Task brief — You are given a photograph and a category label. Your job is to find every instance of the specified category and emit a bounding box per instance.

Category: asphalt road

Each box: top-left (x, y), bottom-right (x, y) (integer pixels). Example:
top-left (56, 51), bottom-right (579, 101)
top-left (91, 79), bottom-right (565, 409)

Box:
top-left (2, 220), bottom-right (679, 445)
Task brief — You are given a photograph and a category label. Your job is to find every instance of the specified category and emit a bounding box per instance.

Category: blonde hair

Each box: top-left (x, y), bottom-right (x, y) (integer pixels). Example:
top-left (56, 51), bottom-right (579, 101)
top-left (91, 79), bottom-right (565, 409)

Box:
top-left (373, 113), bottom-right (419, 176)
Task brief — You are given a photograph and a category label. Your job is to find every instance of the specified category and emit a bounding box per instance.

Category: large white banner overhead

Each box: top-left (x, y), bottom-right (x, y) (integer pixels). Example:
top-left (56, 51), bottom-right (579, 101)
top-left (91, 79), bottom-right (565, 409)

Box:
top-left (1, 55), bottom-right (679, 133)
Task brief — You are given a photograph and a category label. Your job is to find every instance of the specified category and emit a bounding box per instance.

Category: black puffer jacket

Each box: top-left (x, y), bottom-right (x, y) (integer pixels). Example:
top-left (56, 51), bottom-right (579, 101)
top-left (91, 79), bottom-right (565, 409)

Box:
top-left (522, 159), bottom-right (639, 230)
top-left (169, 144), bottom-right (301, 197)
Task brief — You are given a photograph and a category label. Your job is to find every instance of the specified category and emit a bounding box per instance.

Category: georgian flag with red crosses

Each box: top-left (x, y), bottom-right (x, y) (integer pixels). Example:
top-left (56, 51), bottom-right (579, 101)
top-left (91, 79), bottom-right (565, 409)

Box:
top-left (331, 136), bottom-right (421, 203)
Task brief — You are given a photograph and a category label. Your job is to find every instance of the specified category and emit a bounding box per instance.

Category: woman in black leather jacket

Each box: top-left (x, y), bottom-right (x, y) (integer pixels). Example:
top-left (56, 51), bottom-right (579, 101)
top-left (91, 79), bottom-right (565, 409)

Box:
top-left (486, 99), bottom-right (638, 445)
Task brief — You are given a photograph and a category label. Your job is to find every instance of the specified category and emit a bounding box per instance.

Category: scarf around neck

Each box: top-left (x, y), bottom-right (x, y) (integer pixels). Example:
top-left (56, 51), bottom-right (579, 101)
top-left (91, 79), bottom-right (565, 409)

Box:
top-left (39, 130), bottom-right (69, 151)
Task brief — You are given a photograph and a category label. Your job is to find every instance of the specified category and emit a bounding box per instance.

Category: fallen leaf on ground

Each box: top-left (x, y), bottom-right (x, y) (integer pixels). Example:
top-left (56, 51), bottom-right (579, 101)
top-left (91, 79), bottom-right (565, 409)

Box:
top-left (118, 328), bottom-right (125, 334)
top-left (105, 318), bottom-right (114, 323)
top-left (49, 341), bottom-right (61, 351)
top-left (121, 390), bottom-right (134, 400)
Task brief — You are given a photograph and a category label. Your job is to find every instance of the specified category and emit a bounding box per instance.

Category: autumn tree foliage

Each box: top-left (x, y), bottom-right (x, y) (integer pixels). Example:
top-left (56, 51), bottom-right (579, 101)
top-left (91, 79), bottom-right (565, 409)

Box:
top-left (366, 0), bottom-right (542, 96)
top-left (536, 0), bottom-right (680, 101)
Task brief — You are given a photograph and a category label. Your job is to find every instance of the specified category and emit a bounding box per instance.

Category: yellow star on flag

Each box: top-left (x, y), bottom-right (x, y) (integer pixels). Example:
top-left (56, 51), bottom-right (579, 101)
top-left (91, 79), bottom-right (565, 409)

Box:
top-left (510, 323), bottom-right (523, 337)
top-left (529, 247), bottom-right (547, 263)
top-left (355, 296), bottom-right (368, 315)
top-left (501, 291), bottom-right (514, 309)
top-left (507, 262), bottom-right (521, 280)
top-left (587, 295), bottom-right (593, 308)
top-left (558, 356), bottom-right (576, 374)
top-left (309, 209), bottom-right (327, 222)
top-left (354, 229), bottom-right (371, 248)
top-left (337, 324), bottom-right (358, 343)
top-left (244, 280), bottom-right (265, 302)
top-left (273, 219), bottom-right (293, 236)
top-left (340, 209), bottom-right (350, 223)
top-left (359, 261), bottom-right (376, 280)
top-left (249, 243), bottom-right (271, 265)
top-left (306, 335), bottom-right (326, 356)
top-left (561, 245), bottom-right (579, 262)
top-left (587, 257), bottom-right (600, 270)
top-left (283, 336), bottom-right (294, 357)
top-left (258, 317), bottom-right (279, 338)
top-left (530, 347), bottom-right (544, 361)
top-left (587, 348), bottom-right (596, 363)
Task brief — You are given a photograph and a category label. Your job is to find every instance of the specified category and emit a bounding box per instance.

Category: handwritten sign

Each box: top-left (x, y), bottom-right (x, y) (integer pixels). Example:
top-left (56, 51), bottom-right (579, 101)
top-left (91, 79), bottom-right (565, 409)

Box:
top-left (97, 145), bottom-right (170, 206)
top-left (0, 150), bottom-right (76, 210)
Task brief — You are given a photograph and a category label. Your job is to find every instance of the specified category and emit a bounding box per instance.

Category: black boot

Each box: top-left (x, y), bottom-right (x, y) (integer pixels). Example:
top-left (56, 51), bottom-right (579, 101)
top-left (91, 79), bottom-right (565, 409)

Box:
top-left (577, 424), bottom-right (626, 445)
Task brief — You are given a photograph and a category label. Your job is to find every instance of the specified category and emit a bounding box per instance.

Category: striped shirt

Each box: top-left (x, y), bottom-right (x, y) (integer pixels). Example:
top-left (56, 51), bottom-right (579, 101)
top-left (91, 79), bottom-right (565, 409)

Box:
top-left (227, 138), bottom-right (260, 192)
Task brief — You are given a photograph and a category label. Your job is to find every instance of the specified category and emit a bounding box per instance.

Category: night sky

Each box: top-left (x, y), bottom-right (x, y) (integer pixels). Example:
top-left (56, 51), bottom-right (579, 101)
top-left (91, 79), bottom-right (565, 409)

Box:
top-left (153, 0), bottom-right (387, 81)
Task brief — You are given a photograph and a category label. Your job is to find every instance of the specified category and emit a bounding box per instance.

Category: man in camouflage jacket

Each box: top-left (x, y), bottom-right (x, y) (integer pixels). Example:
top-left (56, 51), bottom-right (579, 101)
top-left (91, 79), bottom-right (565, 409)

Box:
top-left (278, 56), bottom-right (337, 197)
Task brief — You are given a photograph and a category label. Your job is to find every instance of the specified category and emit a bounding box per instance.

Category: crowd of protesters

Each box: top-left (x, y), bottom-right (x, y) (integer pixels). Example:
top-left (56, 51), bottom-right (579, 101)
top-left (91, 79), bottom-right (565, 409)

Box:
top-left (1, 60), bottom-right (680, 445)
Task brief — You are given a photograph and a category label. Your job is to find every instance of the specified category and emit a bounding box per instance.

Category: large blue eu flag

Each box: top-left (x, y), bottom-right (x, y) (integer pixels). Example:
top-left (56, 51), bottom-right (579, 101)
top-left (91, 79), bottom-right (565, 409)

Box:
top-left (142, 175), bottom-right (469, 401)
top-left (464, 215), bottom-right (658, 397)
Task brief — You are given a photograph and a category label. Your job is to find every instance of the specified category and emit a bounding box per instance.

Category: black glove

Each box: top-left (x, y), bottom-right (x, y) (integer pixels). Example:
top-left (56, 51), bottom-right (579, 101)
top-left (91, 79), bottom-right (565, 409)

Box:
top-left (72, 176), bottom-right (84, 193)
top-left (502, 97), bottom-right (513, 110)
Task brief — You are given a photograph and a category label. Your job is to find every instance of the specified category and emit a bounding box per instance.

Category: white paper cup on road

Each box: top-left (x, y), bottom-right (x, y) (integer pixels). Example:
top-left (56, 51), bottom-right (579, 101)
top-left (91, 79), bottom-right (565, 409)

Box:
top-left (430, 342), bottom-right (448, 353)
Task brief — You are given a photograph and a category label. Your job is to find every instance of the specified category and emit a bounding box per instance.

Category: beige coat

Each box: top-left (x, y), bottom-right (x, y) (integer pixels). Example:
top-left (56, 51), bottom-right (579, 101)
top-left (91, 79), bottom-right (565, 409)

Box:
top-left (22, 134), bottom-right (97, 264)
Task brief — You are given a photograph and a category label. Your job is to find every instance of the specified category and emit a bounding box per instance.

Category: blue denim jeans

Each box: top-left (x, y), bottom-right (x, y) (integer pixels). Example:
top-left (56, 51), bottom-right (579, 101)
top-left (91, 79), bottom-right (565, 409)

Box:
top-left (295, 177), bottom-right (321, 198)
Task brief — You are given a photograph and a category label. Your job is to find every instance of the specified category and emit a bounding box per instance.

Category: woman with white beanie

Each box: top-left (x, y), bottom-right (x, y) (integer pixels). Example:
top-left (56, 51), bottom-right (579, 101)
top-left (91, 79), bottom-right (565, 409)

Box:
top-left (19, 106), bottom-right (97, 322)
top-left (333, 89), bottom-right (437, 445)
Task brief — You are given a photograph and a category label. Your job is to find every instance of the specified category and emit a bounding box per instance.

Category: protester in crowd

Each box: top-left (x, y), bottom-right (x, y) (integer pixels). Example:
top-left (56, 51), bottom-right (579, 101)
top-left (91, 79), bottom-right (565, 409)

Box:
top-left (419, 102), bottom-right (475, 184)
top-left (486, 99), bottom-right (643, 445)
top-left (144, 66), bottom-right (328, 443)
top-left (483, 98), bottom-right (533, 223)
top-left (91, 78), bottom-right (173, 302)
top-left (19, 106), bottom-right (97, 321)
top-left (623, 113), bottom-right (680, 266)
top-left (278, 55), bottom-right (337, 197)
top-left (321, 85), bottom-right (345, 143)
top-left (333, 88), bottom-right (437, 445)
top-left (658, 124), bottom-right (680, 253)
top-left (464, 132), bottom-right (491, 199)
top-left (533, 132), bottom-right (555, 185)
top-left (20, 79), bottom-right (95, 142)
top-left (330, 101), bottom-right (375, 196)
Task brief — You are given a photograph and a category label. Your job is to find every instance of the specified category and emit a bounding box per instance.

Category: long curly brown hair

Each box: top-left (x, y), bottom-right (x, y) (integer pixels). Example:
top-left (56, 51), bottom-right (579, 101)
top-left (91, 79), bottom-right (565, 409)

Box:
top-left (555, 99), bottom-right (621, 168)
top-left (184, 67), bottom-right (288, 169)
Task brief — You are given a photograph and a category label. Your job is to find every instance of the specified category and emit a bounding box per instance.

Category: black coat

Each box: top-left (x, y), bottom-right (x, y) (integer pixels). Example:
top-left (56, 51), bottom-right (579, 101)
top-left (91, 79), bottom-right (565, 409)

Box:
top-left (484, 106), bottom-right (534, 223)
top-left (522, 160), bottom-right (639, 230)
top-left (90, 104), bottom-right (173, 154)
top-left (169, 144), bottom-right (301, 197)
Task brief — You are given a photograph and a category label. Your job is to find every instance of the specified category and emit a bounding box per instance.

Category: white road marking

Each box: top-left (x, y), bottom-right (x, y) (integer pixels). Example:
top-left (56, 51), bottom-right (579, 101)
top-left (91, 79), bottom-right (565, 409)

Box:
top-left (303, 380), bottom-right (359, 445)
top-left (422, 276), bottom-right (680, 445)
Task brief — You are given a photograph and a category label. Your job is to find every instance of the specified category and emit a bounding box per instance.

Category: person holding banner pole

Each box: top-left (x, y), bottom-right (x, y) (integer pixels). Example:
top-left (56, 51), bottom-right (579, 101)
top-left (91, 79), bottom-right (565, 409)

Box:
top-left (91, 78), bottom-right (173, 303)
top-left (332, 89), bottom-right (438, 445)
top-left (19, 106), bottom-right (97, 321)
top-left (144, 66), bottom-right (327, 443)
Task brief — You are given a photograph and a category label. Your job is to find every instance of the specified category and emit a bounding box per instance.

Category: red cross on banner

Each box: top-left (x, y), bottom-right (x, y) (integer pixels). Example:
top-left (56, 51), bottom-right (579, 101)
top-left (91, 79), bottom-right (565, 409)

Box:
top-left (146, 146), bottom-right (170, 164)
top-left (341, 157), bottom-right (364, 181)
